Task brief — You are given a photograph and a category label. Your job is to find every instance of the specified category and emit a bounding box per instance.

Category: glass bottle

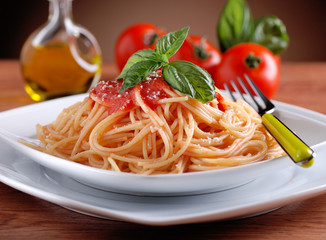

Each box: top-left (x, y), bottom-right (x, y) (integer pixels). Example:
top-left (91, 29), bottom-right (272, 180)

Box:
top-left (20, 0), bottom-right (102, 101)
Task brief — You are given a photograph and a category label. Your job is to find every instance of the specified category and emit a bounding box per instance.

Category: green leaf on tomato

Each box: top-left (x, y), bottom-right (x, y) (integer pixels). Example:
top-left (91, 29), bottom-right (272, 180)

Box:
top-left (217, 0), bottom-right (253, 52)
top-left (155, 26), bottom-right (190, 59)
top-left (251, 15), bottom-right (289, 55)
top-left (162, 60), bottom-right (215, 103)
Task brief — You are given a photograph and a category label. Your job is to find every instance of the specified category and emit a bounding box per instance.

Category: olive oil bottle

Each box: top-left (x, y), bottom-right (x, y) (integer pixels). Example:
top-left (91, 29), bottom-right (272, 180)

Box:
top-left (20, 0), bottom-right (102, 101)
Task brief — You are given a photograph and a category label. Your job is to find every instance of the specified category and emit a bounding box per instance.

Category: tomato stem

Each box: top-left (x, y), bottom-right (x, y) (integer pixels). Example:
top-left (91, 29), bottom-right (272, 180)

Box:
top-left (193, 38), bottom-right (211, 60)
top-left (245, 53), bottom-right (261, 68)
top-left (144, 33), bottom-right (159, 46)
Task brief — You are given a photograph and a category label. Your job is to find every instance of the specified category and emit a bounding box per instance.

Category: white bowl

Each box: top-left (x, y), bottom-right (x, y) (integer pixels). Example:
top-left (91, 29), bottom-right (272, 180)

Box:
top-left (1, 94), bottom-right (325, 196)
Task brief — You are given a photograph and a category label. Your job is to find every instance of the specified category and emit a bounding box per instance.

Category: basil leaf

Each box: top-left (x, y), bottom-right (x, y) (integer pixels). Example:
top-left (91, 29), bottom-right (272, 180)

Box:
top-left (252, 15), bottom-right (289, 55)
top-left (116, 49), bottom-right (159, 80)
top-left (156, 27), bottom-right (189, 59)
top-left (217, 0), bottom-right (253, 52)
top-left (162, 61), bottom-right (215, 103)
top-left (119, 60), bottom-right (164, 93)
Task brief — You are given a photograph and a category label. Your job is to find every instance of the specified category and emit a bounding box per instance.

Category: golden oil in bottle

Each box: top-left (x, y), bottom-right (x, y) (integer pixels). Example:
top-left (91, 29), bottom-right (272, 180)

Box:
top-left (20, 0), bottom-right (102, 101)
top-left (21, 42), bottom-right (101, 101)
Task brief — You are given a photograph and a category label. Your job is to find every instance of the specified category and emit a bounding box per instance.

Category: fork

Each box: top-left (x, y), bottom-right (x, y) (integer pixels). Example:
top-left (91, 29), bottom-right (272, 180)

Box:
top-left (224, 74), bottom-right (315, 168)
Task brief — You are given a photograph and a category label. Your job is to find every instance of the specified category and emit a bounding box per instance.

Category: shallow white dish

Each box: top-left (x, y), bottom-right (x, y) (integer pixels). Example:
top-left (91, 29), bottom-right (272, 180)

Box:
top-left (0, 94), bottom-right (326, 196)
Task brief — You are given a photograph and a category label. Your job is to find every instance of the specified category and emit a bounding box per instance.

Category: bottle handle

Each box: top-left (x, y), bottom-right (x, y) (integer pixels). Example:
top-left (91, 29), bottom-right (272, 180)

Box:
top-left (65, 20), bottom-right (102, 73)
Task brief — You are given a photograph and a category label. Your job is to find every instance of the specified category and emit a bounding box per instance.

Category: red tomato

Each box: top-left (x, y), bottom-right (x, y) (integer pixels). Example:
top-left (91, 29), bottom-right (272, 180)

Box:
top-left (170, 37), bottom-right (196, 64)
top-left (189, 35), bottom-right (222, 76)
top-left (115, 23), bottom-right (165, 71)
top-left (213, 43), bottom-right (280, 99)
top-left (274, 54), bottom-right (281, 68)
top-left (115, 23), bottom-right (221, 76)
top-left (171, 35), bottom-right (222, 76)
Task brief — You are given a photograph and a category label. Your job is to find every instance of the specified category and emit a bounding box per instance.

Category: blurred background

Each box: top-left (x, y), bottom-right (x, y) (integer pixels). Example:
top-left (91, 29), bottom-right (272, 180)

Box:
top-left (1, 0), bottom-right (326, 63)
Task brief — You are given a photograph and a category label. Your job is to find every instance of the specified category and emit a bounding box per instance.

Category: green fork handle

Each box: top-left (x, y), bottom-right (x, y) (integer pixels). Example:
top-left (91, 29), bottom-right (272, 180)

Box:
top-left (262, 113), bottom-right (315, 168)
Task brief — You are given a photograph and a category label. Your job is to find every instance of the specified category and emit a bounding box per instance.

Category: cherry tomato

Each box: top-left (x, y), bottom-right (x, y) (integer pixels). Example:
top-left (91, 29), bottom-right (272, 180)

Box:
top-left (171, 35), bottom-right (222, 77)
top-left (213, 43), bottom-right (280, 99)
top-left (115, 23), bottom-right (165, 71)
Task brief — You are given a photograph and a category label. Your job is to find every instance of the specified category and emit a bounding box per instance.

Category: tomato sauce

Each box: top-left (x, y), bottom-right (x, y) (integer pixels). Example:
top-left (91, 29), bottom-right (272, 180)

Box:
top-left (215, 92), bottom-right (225, 112)
top-left (89, 79), bottom-right (134, 115)
top-left (90, 70), bottom-right (225, 114)
top-left (89, 70), bottom-right (170, 115)
top-left (135, 71), bottom-right (169, 109)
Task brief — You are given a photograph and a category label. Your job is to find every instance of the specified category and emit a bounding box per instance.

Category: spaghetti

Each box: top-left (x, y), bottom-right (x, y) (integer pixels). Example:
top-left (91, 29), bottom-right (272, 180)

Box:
top-left (35, 71), bottom-right (284, 175)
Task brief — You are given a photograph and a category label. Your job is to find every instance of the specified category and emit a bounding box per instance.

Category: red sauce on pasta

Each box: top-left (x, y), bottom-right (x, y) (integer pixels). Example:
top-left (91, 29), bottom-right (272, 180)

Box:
top-left (90, 70), bottom-right (225, 114)
top-left (89, 70), bottom-right (170, 114)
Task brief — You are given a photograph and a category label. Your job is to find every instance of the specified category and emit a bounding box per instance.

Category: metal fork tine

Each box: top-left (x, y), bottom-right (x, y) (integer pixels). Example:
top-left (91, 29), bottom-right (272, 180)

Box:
top-left (230, 80), bottom-right (244, 100)
top-left (224, 83), bottom-right (236, 101)
top-left (237, 77), bottom-right (264, 114)
top-left (244, 74), bottom-right (275, 112)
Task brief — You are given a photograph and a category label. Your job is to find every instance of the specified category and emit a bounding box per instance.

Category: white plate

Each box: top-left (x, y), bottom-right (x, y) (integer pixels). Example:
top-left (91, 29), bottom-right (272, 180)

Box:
top-left (1, 139), bottom-right (326, 226)
top-left (1, 94), bottom-right (326, 196)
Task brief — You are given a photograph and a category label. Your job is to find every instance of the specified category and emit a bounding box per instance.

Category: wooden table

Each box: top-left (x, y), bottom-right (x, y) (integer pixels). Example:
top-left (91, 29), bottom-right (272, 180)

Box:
top-left (1, 60), bottom-right (326, 239)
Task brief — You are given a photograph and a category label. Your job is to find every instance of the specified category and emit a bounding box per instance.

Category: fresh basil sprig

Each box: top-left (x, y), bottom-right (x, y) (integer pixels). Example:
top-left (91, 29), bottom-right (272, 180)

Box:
top-left (155, 27), bottom-right (189, 59)
top-left (116, 49), bottom-right (161, 80)
top-left (117, 27), bottom-right (215, 103)
top-left (163, 61), bottom-right (215, 103)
